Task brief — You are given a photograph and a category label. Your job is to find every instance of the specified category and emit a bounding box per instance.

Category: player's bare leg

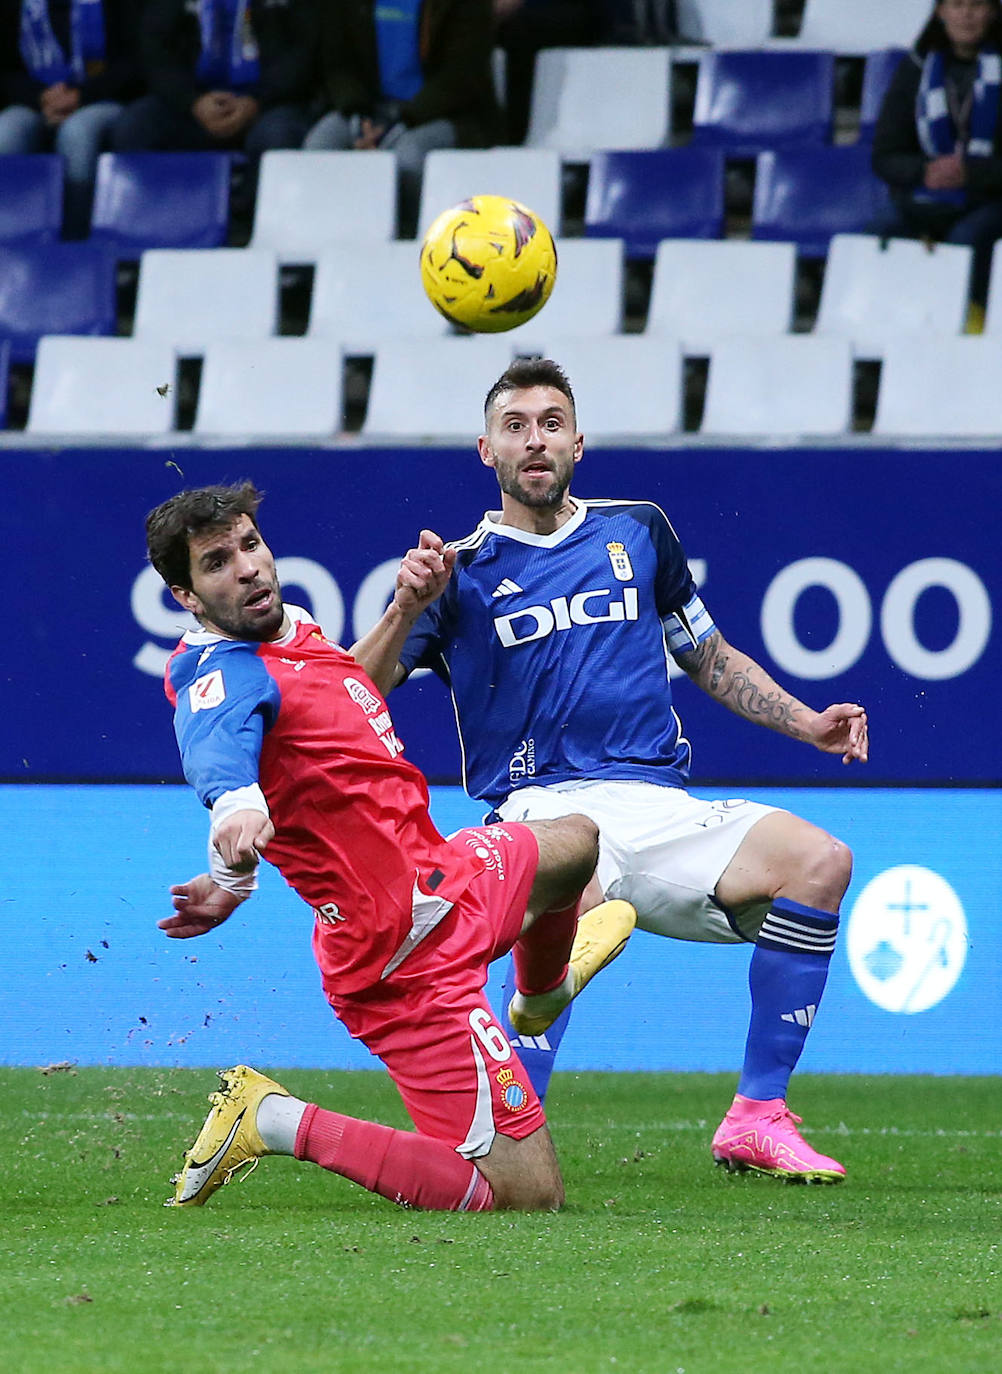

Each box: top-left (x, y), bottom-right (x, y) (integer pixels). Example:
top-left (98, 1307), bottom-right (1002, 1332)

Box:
top-left (711, 811), bottom-right (851, 1182)
top-left (508, 815), bottom-right (636, 1036)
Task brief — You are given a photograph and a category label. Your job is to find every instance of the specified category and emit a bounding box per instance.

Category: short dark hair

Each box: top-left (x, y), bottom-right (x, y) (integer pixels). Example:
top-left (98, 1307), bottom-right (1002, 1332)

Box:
top-left (484, 358), bottom-right (576, 425)
top-left (917, 0), bottom-right (1002, 54)
top-left (145, 481), bottom-right (263, 590)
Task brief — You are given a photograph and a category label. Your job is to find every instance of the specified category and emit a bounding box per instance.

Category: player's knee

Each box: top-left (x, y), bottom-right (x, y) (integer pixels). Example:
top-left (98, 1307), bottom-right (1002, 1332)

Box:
top-left (794, 831), bottom-right (853, 908)
top-left (493, 1172), bottom-right (565, 1212)
top-left (559, 812), bottom-right (600, 887)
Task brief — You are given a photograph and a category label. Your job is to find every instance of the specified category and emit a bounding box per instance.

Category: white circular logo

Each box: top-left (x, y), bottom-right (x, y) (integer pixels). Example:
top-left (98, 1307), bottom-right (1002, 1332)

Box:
top-left (847, 866), bottom-right (968, 1014)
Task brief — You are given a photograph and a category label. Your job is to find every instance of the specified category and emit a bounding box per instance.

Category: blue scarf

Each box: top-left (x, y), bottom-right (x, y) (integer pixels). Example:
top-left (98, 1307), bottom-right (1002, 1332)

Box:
top-left (196, 0), bottom-right (260, 90)
top-left (19, 0), bottom-right (106, 86)
top-left (916, 48), bottom-right (1002, 205)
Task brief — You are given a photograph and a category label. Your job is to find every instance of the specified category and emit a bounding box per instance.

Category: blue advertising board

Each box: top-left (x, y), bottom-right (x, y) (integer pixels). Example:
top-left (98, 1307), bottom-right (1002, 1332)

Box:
top-left (3, 784), bottom-right (999, 1075)
top-left (3, 443), bottom-right (998, 783)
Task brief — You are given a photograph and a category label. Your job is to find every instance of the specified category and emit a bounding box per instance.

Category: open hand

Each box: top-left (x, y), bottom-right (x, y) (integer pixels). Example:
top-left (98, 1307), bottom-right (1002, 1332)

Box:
top-left (159, 873), bottom-right (243, 939)
top-left (807, 703), bottom-right (869, 765)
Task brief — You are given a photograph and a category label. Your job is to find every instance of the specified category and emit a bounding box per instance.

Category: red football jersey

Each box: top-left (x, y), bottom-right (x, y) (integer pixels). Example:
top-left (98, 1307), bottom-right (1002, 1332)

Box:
top-left (168, 609), bottom-right (485, 992)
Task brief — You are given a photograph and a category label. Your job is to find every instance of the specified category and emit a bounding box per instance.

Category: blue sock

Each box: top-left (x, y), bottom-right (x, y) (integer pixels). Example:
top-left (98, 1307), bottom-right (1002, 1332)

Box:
top-left (499, 953), bottom-right (573, 1104)
top-left (736, 897), bottom-right (839, 1102)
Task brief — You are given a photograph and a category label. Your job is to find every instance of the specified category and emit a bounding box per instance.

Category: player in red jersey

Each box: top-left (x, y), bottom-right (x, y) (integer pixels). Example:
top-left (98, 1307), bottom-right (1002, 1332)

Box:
top-left (145, 481), bottom-right (636, 1212)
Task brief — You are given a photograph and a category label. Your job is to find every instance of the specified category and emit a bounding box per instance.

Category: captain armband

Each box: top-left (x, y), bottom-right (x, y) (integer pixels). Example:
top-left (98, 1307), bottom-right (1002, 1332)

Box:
top-left (662, 595), bottom-right (716, 656)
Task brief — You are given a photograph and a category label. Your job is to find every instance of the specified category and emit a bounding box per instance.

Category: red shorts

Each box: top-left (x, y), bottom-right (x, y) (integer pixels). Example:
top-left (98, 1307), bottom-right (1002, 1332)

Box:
top-left (329, 823), bottom-right (545, 1158)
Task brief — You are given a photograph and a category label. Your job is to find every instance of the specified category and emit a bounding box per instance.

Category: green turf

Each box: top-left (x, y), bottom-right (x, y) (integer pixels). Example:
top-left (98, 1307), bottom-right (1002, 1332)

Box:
top-left (2, 1068), bottom-right (1001, 1373)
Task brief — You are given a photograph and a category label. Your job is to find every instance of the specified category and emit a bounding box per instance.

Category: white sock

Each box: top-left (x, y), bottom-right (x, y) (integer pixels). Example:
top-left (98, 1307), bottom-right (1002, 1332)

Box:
top-left (510, 968), bottom-right (575, 1017)
top-left (255, 1092), bottom-right (308, 1154)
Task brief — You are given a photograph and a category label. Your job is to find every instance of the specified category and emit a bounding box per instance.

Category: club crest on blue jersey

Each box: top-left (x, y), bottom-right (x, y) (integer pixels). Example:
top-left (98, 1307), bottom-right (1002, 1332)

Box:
top-left (496, 1066), bottom-right (530, 1112)
top-left (606, 541), bottom-right (634, 582)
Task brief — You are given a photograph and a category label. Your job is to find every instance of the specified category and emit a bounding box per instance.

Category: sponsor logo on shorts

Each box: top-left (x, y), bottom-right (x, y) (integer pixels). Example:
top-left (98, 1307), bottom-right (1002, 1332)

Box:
top-left (496, 1067), bottom-right (530, 1113)
top-left (465, 825), bottom-right (516, 881)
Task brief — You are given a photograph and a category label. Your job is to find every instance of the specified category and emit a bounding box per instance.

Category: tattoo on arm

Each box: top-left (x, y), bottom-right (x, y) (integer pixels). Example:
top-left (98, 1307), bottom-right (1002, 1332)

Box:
top-left (675, 630), bottom-right (807, 738)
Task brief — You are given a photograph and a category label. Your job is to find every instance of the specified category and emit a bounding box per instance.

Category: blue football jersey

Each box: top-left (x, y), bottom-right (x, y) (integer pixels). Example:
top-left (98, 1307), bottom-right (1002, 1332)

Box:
top-left (399, 499), bottom-right (717, 808)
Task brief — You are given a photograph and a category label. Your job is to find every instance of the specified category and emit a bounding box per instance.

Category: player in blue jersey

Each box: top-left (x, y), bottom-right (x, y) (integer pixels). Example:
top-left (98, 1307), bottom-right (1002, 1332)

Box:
top-left (380, 358), bottom-right (869, 1183)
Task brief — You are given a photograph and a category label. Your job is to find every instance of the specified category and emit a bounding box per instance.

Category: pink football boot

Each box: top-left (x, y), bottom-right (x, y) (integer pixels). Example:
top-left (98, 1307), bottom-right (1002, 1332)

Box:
top-left (711, 1094), bottom-right (845, 1183)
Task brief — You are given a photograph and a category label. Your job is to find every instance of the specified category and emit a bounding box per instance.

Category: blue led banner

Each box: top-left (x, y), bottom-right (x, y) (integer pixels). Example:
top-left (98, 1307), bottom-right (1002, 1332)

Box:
top-left (3, 785), bottom-right (999, 1075)
top-left (3, 444), bottom-right (998, 782)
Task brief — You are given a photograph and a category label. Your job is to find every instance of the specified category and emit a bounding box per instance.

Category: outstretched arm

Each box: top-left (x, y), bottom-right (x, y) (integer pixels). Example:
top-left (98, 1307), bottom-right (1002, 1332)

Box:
top-left (158, 808), bottom-right (275, 939)
top-left (674, 629), bottom-right (868, 765)
top-left (349, 530), bottom-right (455, 695)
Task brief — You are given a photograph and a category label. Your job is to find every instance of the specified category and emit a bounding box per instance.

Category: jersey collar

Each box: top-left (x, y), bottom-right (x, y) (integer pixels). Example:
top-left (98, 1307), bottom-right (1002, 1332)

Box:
top-left (180, 603), bottom-right (313, 647)
top-left (481, 499), bottom-right (587, 547)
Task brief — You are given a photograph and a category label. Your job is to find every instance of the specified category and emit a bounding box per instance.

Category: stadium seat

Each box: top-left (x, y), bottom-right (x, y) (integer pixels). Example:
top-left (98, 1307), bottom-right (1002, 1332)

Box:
top-left (132, 248), bottom-right (279, 354)
top-left (0, 241), bottom-right (117, 363)
top-left (249, 150), bottom-right (397, 262)
top-left (0, 154), bottom-right (63, 243)
top-left (27, 337), bottom-right (177, 436)
top-left (701, 335), bottom-right (854, 437)
top-left (873, 336), bottom-right (1002, 436)
top-left (522, 334), bottom-right (683, 440)
top-left (418, 147), bottom-right (563, 238)
top-left (89, 152), bottom-right (231, 254)
top-left (585, 148), bottom-right (725, 259)
top-left (814, 233), bottom-right (971, 360)
top-left (646, 239), bottom-right (796, 354)
top-left (691, 50), bottom-right (835, 158)
top-left (675, 0), bottom-right (774, 46)
top-left (194, 338), bottom-right (345, 438)
top-left (858, 49), bottom-right (908, 144)
top-left (775, 0), bottom-right (930, 54)
top-left (308, 241), bottom-right (451, 352)
top-left (363, 337), bottom-right (514, 439)
top-left (0, 337), bottom-right (9, 429)
top-left (752, 146), bottom-right (890, 258)
top-left (503, 238), bottom-right (625, 348)
top-left (525, 47), bottom-right (672, 157)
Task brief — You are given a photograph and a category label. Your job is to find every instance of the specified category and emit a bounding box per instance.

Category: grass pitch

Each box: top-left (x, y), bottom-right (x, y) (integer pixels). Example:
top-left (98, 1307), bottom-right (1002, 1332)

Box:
top-left (3, 1068), bottom-right (1000, 1373)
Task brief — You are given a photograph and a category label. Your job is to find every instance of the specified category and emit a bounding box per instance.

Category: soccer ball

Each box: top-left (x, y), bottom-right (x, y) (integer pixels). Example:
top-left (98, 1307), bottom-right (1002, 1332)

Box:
top-left (420, 194), bottom-right (557, 333)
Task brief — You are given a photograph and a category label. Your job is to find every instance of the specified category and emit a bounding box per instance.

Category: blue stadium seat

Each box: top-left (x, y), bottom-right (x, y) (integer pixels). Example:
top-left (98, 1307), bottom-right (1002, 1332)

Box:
top-left (752, 145), bottom-right (890, 257)
top-left (858, 48), bottom-right (908, 144)
top-left (89, 152), bottom-right (231, 254)
top-left (585, 148), bottom-right (725, 259)
top-left (0, 241), bottom-right (118, 363)
top-left (0, 154), bottom-right (63, 244)
top-left (0, 337), bottom-right (9, 428)
top-left (691, 50), bottom-right (836, 158)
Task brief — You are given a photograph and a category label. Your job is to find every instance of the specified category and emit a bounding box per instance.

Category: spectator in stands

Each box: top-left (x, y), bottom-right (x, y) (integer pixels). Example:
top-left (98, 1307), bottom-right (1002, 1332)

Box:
top-left (0, 1), bottom-right (143, 236)
top-left (871, 0), bottom-right (1002, 326)
top-left (493, 1), bottom-right (605, 145)
top-left (110, 0), bottom-right (314, 206)
top-left (304, 1), bottom-right (500, 236)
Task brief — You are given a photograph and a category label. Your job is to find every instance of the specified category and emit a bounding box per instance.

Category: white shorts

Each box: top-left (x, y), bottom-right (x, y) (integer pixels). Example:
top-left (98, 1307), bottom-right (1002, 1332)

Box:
top-left (497, 780), bottom-right (783, 944)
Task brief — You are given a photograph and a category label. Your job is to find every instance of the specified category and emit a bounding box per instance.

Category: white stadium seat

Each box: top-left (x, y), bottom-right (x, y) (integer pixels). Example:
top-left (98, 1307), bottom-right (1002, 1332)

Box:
top-left (194, 338), bottom-right (345, 439)
top-left (533, 335), bottom-right (684, 440)
top-left (676, 0), bottom-right (774, 46)
top-left (646, 239), bottom-right (796, 353)
top-left (814, 234), bottom-right (971, 360)
top-left (773, 0), bottom-right (931, 54)
top-left (525, 47), bottom-right (672, 157)
top-left (701, 335), bottom-right (854, 437)
top-left (363, 337), bottom-right (514, 440)
top-left (504, 238), bottom-right (625, 348)
top-left (418, 147), bottom-right (562, 238)
top-left (249, 150), bottom-right (397, 262)
top-left (873, 336), bottom-right (1002, 437)
top-left (27, 337), bottom-right (178, 436)
top-left (133, 248), bottom-right (279, 353)
top-left (308, 241), bottom-right (450, 352)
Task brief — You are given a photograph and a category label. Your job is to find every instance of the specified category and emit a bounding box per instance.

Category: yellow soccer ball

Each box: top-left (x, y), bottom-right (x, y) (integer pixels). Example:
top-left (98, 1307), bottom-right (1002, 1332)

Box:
top-left (420, 194), bottom-right (557, 332)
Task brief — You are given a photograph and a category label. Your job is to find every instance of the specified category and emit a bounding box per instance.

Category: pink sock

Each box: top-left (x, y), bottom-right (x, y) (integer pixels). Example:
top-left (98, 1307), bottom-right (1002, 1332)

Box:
top-left (294, 1105), bottom-right (494, 1212)
top-left (513, 899), bottom-right (579, 995)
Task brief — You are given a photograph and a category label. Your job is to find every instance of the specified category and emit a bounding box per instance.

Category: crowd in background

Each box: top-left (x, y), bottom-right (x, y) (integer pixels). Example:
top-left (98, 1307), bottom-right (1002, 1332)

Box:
top-left (2, 1), bottom-right (1002, 302)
